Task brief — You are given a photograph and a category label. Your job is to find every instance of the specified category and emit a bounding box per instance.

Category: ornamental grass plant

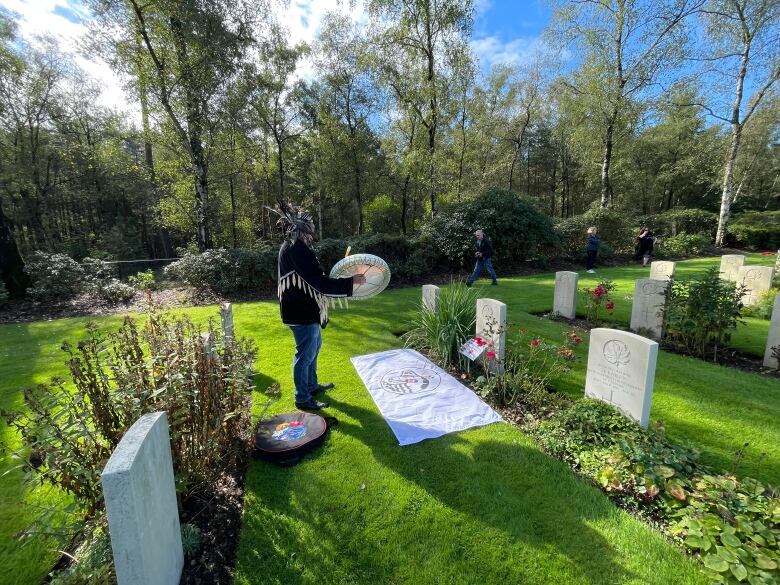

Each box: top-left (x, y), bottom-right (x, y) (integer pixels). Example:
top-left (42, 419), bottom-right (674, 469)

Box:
top-left (402, 282), bottom-right (477, 367)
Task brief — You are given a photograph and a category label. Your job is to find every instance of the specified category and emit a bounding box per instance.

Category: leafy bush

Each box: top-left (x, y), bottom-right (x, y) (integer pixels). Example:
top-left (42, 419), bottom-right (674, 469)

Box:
top-left (741, 288), bottom-right (778, 320)
top-left (530, 400), bottom-right (780, 585)
top-left (165, 248), bottom-right (276, 294)
top-left (25, 251), bottom-right (85, 300)
top-left (403, 283), bottom-right (477, 367)
top-left (50, 526), bottom-right (114, 585)
top-left (364, 194), bottom-right (402, 234)
top-left (581, 280), bottom-right (617, 324)
top-left (0, 281), bottom-right (8, 307)
top-left (3, 309), bottom-right (256, 525)
top-left (729, 211), bottom-right (780, 250)
top-left (95, 279), bottom-right (136, 304)
top-left (659, 233), bottom-right (711, 257)
top-left (473, 327), bottom-right (582, 406)
top-left (181, 523), bottom-right (203, 557)
top-left (127, 269), bottom-right (158, 291)
top-left (663, 268), bottom-right (744, 360)
top-left (654, 208), bottom-right (718, 237)
top-left (423, 189), bottom-right (560, 266)
top-left (556, 206), bottom-right (638, 258)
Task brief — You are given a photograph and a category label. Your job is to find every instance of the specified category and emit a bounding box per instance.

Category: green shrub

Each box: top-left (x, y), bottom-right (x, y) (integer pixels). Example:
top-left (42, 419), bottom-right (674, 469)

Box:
top-left (741, 288), bottom-right (778, 320)
top-left (95, 279), bottom-right (136, 304)
top-left (0, 281), bottom-right (8, 307)
top-left (556, 206), bottom-right (638, 258)
top-left (729, 211), bottom-right (780, 250)
top-left (3, 309), bottom-right (256, 526)
top-left (49, 526), bottom-right (114, 585)
top-left (473, 327), bottom-right (582, 406)
top-left (127, 269), bottom-right (158, 291)
top-left (659, 233), bottom-right (710, 257)
top-left (580, 280), bottom-right (617, 325)
top-left (181, 523), bottom-right (203, 557)
top-left (654, 208), bottom-right (718, 237)
top-left (663, 268), bottom-right (744, 360)
top-left (403, 283), bottom-right (477, 367)
top-left (164, 248), bottom-right (276, 294)
top-left (364, 194), bottom-right (402, 234)
top-left (530, 399), bottom-right (780, 585)
top-left (423, 189), bottom-right (560, 266)
top-left (25, 251), bottom-right (85, 299)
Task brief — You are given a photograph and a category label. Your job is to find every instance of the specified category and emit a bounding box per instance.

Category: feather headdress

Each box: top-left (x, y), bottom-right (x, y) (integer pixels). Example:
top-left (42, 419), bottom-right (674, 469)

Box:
top-left (268, 200), bottom-right (316, 243)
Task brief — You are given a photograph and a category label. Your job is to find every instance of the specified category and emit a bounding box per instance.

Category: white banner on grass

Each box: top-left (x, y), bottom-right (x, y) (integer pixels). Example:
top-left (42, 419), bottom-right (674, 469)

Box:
top-left (350, 348), bottom-right (503, 446)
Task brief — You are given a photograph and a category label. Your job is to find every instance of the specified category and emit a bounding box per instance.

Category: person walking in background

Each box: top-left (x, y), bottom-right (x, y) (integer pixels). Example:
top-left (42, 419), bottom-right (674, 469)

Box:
top-left (634, 226), bottom-right (655, 266)
top-left (585, 227), bottom-right (601, 274)
top-left (466, 229), bottom-right (498, 286)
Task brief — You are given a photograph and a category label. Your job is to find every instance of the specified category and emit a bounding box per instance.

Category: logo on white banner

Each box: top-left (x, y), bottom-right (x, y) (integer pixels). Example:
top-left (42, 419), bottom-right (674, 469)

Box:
top-left (380, 368), bottom-right (441, 395)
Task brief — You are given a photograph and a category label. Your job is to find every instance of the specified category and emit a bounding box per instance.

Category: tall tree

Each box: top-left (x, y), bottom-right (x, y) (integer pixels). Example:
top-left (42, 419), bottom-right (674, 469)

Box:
top-left (552, 0), bottom-right (704, 207)
top-left (369, 0), bottom-right (473, 216)
top-left (86, 0), bottom-right (255, 250)
top-left (688, 0), bottom-right (779, 245)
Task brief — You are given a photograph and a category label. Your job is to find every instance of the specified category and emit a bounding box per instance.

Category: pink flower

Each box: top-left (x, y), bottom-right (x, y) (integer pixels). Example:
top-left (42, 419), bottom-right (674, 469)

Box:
top-left (485, 350), bottom-right (496, 360)
top-left (531, 339), bottom-right (541, 348)
top-left (606, 301), bottom-right (614, 310)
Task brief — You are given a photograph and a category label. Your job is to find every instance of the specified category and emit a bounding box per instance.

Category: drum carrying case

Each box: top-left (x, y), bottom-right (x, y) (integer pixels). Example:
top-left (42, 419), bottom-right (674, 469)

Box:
top-left (252, 412), bottom-right (336, 466)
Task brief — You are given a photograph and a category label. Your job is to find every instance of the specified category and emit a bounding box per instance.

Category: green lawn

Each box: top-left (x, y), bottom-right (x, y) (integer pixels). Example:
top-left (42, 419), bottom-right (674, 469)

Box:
top-left (0, 254), bottom-right (777, 585)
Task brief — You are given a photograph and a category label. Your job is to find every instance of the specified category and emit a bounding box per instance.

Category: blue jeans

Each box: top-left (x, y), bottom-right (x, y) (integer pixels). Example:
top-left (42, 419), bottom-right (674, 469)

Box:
top-left (289, 323), bottom-right (322, 404)
top-left (467, 258), bottom-right (497, 284)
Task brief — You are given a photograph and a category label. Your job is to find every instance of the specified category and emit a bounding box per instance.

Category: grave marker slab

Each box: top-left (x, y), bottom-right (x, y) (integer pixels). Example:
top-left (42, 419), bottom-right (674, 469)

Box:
top-left (476, 298), bottom-right (507, 374)
top-left (584, 328), bottom-right (658, 427)
top-left (719, 254), bottom-right (745, 282)
top-left (649, 261), bottom-right (675, 281)
top-left (630, 279), bottom-right (669, 340)
top-left (201, 332), bottom-right (217, 360)
top-left (101, 412), bottom-right (183, 585)
top-left (776, 250), bottom-right (780, 274)
top-left (553, 271), bottom-right (578, 319)
top-left (220, 302), bottom-right (234, 340)
top-left (737, 266), bottom-right (774, 306)
top-left (763, 294), bottom-right (780, 369)
top-left (422, 285), bottom-right (441, 312)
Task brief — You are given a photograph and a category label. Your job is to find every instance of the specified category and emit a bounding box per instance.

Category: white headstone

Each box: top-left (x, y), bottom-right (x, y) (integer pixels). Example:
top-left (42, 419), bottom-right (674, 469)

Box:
top-left (220, 302), bottom-right (234, 340)
top-left (649, 260), bottom-right (675, 281)
top-left (630, 279), bottom-right (669, 340)
top-left (476, 298), bottom-right (507, 374)
top-left (553, 271), bottom-right (578, 319)
top-left (584, 328), bottom-right (658, 427)
top-left (422, 285), bottom-right (441, 312)
top-left (737, 266), bottom-right (774, 306)
top-left (775, 250), bottom-right (780, 274)
top-left (101, 412), bottom-right (183, 585)
top-left (764, 294), bottom-right (780, 369)
top-left (719, 254), bottom-right (745, 282)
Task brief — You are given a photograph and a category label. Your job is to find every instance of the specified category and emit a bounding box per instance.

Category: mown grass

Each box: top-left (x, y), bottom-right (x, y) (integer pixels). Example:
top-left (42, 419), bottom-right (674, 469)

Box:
top-left (0, 253), bottom-right (776, 585)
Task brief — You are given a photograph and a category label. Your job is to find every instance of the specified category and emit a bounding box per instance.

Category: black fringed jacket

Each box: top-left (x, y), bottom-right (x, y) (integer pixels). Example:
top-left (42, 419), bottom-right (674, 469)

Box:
top-left (277, 239), bottom-right (354, 327)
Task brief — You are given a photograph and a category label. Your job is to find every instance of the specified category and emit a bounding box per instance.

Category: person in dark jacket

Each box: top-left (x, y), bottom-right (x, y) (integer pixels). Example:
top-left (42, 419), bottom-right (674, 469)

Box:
top-left (586, 226), bottom-right (601, 273)
top-left (634, 227), bottom-right (655, 266)
top-left (273, 202), bottom-right (365, 411)
top-left (466, 229), bottom-right (498, 286)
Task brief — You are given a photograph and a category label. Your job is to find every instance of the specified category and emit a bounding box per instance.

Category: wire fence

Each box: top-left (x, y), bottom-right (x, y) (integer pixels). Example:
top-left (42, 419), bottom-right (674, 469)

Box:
top-left (94, 258), bottom-right (181, 280)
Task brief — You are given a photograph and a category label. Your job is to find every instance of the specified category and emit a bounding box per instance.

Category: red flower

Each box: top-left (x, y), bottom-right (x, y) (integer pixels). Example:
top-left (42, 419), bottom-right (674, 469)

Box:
top-left (594, 286), bottom-right (606, 296)
top-left (606, 301), bottom-right (614, 310)
top-left (574, 336), bottom-right (582, 344)
top-left (531, 339), bottom-right (541, 347)
top-left (485, 350), bottom-right (496, 360)
top-left (475, 337), bottom-right (487, 347)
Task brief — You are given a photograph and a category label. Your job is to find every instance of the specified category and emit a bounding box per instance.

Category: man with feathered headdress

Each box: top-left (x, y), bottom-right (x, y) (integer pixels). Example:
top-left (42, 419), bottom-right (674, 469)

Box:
top-left (271, 202), bottom-right (366, 411)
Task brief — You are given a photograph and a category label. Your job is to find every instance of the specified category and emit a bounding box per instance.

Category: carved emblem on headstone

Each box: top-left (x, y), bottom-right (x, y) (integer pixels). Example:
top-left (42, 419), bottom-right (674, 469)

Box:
top-left (603, 339), bottom-right (631, 367)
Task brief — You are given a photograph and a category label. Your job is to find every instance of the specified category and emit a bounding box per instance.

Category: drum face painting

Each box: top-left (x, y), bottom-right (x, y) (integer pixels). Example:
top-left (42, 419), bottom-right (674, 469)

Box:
top-left (329, 253), bottom-right (391, 300)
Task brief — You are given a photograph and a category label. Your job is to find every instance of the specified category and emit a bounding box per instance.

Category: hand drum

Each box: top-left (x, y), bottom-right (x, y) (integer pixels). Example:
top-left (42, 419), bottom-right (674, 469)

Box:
top-left (329, 253), bottom-right (391, 300)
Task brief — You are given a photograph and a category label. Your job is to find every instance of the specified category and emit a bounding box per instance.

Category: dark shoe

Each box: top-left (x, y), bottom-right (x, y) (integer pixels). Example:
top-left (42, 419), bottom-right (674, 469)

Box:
top-left (466, 282), bottom-right (473, 287)
top-left (491, 280), bottom-right (498, 285)
top-left (312, 382), bottom-right (335, 395)
top-left (295, 400), bottom-right (329, 411)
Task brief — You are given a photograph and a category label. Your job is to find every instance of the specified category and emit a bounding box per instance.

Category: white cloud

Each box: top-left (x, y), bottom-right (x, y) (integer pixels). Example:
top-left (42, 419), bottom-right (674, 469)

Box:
top-left (0, 0), bottom-right (132, 117)
top-left (470, 34), bottom-right (545, 70)
top-left (0, 0), bottom-right (370, 118)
